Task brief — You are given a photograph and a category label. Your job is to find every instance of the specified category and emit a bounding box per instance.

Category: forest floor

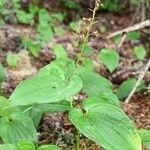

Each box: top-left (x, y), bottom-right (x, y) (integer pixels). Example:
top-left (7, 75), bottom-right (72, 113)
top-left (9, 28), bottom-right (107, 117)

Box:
top-left (0, 4), bottom-right (150, 150)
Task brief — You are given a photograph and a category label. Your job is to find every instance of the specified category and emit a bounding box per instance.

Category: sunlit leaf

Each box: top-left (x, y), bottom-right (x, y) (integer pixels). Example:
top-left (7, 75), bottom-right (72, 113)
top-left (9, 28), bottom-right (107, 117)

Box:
top-left (69, 98), bottom-right (141, 150)
top-left (17, 140), bottom-right (36, 150)
top-left (9, 63), bottom-right (82, 107)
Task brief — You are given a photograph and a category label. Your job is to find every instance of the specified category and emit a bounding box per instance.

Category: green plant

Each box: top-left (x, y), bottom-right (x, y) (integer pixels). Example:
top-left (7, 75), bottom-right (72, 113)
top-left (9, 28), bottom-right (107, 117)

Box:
top-left (16, 10), bottom-right (34, 25)
top-left (112, 31), bottom-right (141, 44)
top-left (37, 9), bottom-right (53, 42)
top-left (0, 1), bottom-right (148, 150)
top-left (98, 48), bottom-right (120, 72)
top-left (53, 44), bottom-right (67, 59)
top-left (0, 54), bottom-right (143, 149)
top-left (6, 51), bottom-right (18, 67)
top-left (22, 38), bottom-right (41, 57)
top-left (116, 78), bottom-right (145, 99)
top-left (134, 46), bottom-right (146, 60)
top-left (127, 31), bottom-right (140, 40)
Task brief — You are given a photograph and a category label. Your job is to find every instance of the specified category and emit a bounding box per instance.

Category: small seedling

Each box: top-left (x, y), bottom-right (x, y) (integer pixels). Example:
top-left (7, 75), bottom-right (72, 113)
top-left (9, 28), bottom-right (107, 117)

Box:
top-left (6, 51), bottom-right (18, 67)
top-left (22, 38), bottom-right (41, 57)
top-left (98, 48), bottom-right (120, 72)
top-left (127, 31), bottom-right (140, 40)
top-left (134, 46), bottom-right (146, 60)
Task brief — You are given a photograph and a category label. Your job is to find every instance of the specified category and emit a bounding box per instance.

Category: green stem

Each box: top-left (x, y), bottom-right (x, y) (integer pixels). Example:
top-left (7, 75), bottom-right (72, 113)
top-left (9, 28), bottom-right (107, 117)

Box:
top-left (76, 131), bottom-right (80, 150)
top-left (74, 2), bottom-right (100, 150)
top-left (69, 96), bottom-right (73, 108)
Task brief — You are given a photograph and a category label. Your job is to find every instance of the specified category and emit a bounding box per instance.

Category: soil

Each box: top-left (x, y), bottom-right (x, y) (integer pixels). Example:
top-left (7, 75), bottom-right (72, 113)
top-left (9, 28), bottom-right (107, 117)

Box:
top-left (0, 2), bottom-right (149, 150)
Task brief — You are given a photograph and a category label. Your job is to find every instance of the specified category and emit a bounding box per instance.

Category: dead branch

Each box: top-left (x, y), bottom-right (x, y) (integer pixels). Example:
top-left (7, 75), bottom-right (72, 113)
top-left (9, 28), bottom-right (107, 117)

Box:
top-left (107, 20), bottom-right (150, 39)
top-left (117, 33), bottom-right (127, 49)
top-left (125, 59), bottom-right (150, 104)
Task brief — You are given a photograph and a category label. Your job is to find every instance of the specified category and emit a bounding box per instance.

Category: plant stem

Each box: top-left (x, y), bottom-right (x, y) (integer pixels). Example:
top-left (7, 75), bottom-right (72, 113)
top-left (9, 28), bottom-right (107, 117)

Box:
top-left (76, 5), bottom-right (98, 66)
top-left (69, 96), bottom-right (73, 108)
top-left (74, 3), bottom-right (100, 150)
top-left (76, 131), bottom-right (80, 150)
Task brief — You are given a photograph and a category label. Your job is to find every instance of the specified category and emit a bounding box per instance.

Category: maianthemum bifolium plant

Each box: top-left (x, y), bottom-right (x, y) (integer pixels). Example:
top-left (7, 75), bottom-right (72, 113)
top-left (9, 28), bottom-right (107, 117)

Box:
top-left (0, 1), bottom-right (149, 150)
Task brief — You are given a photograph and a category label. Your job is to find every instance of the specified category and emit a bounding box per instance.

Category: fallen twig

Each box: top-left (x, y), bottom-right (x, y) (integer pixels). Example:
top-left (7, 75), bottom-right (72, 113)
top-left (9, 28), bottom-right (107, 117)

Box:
top-left (117, 33), bottom-right (127, 49)
top-left (125, 59), bottom-right (150, 103)
top-left (107, 20), bottom-right (150, 39)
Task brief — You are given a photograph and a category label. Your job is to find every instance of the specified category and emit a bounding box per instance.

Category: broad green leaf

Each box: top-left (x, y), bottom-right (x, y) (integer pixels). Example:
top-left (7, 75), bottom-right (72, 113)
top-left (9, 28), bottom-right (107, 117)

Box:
top-left (78, 67), bottom-right (112, 97)
top-left (99, 48), bottom-right (119, 72)
top-left (17, 140), bottom-right (36, 150)
top-left (0, 62), bottom-right (5, 82)
top-left (134, 46), bottom-right (146, 60)
top-left (6, 52), bottom-right (18, 67)
top-left (53, 44), bottom-right (67, 59)
top-left (116, 78), bottom-right (145, 99)
top-left (1, 144), bottom-right (17, 150)
top-left (37, 145), bottom-right (62, 150)
top-left (9, 63), bottom-right (82, 107)
top-left (0, 112), bottom-right (37, 144)
top-left (139, 129), bottom-right (150, 149)
top-left (69, 99), bottom-right (141, 150)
